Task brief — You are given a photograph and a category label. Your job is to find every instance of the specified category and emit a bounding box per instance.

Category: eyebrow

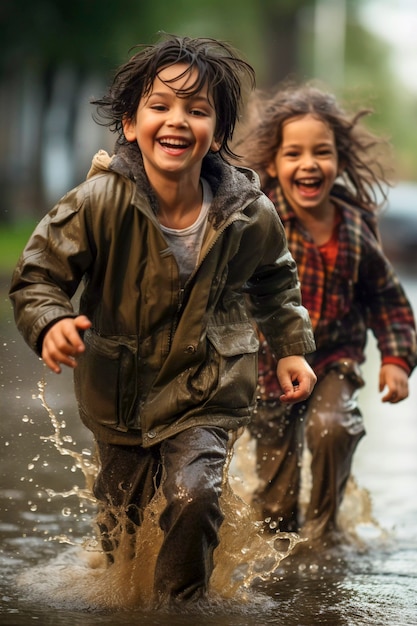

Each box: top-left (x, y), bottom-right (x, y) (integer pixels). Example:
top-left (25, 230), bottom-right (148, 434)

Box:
top-left (148, 89), bottom-right (209, 100)
top-left (282, 141), bottom-right (334, 148)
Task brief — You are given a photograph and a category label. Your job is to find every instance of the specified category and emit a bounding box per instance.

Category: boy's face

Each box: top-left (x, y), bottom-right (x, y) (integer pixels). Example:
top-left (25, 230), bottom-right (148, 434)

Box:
top-left (267, 114), bottom-right (339, 219)
top-left (123, 63), bottom-right (220, 185)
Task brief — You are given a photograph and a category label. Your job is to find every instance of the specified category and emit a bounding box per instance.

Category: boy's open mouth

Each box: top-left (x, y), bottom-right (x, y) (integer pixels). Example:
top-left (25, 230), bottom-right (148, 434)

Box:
top-left (158, 138), bottom-right (190, 149)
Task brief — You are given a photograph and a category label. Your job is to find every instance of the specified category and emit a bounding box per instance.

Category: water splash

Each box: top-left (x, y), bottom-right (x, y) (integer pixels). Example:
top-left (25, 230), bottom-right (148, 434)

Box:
top-left (16, 380), bottom-right (303, 612)
top-left (230, 426), bottom-right (388, 551)
top-left (36, 378), bottom-right (98, 502)
top-left (16, 379), bottom-right (393, 614)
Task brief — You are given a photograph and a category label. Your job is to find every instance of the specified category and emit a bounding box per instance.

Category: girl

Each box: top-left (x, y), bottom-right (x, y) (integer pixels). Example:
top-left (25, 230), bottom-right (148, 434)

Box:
top-left (237, 82), bottom-right (417, 543)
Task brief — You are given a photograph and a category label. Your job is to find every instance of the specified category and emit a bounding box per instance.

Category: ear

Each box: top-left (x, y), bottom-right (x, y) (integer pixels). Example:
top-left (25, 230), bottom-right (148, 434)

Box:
top-left (210, 138), bottom-right (222, 153)
top-left (266, 161), bottom-right (278, 178)
top-left (122, 117), bottom-right (137, 143)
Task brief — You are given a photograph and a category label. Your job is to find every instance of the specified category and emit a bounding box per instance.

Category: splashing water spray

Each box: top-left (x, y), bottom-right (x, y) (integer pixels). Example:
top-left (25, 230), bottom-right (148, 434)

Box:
top-left (17, 379), bottom-right (307, 612)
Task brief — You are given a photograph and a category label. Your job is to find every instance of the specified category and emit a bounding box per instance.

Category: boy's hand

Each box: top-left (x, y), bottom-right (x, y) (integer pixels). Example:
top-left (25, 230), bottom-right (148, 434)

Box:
top-left (41, 315), bottom-right (92, 374)
top-left (379, 363), bottom-right (409, 403)
top-left (276, 355), bottom-right (317, 403)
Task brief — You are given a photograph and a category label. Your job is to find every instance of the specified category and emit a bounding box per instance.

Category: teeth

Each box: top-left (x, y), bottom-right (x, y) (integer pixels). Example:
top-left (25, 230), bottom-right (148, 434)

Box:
top-left (159, 139), bottom-right (188, 148)
top-left (297, 179), bottom-right (320, 185)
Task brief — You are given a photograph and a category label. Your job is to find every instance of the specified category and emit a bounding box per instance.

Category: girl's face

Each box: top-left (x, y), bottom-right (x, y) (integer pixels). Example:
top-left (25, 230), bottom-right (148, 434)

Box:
top-left (123, 62), bottom-right (220, 187)
top-left (267, 114), bottom-right (339, 217)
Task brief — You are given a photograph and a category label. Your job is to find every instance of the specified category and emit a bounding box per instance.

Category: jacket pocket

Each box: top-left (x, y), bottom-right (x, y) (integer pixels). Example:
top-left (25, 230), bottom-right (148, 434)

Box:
top-left (74, 330), bottom-right (139, 432)
top-left (206, 322), bottom-right (259, 409)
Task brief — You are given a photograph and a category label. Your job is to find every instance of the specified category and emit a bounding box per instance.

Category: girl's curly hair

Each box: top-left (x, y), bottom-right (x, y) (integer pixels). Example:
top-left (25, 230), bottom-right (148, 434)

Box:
top-left (91, 33), bottom-right (255, 161)
top-left (235, 81), bottom-right (393, 211)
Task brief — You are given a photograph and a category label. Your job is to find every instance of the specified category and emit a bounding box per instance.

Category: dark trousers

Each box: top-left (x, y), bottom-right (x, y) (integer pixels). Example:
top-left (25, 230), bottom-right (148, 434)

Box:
top-left (93, 426), bottom-right (229, 602)
top-left (250, 360), bottom-right (366, 537)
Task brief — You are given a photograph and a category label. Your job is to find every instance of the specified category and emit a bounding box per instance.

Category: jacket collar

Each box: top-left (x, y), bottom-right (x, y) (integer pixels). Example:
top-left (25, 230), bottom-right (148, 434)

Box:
top-left (108, 141), bottom-right (263, 227)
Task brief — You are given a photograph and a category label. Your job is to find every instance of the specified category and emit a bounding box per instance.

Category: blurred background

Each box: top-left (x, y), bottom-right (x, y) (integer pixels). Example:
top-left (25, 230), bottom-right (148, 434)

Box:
top-left (1, 0), bottom-right (417, 273)
top-left (1, 5), bottom-right (417, 623)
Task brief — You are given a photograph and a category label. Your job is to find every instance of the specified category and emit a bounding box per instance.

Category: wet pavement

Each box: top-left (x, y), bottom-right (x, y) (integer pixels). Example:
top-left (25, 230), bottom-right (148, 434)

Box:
top-left (1, 275), bottom-right (417, 625)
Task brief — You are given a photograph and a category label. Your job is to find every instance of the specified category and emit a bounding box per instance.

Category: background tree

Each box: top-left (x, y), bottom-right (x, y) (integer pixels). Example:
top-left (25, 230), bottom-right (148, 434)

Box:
top-left (1, 0), bottom-right (416, 224)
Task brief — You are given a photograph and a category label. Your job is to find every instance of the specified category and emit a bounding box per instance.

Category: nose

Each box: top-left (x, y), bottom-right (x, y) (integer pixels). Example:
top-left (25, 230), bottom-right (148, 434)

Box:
top-left (300, 152), bottom-right (317, 170)
top-left (167, 104), bottom-right (188, 127)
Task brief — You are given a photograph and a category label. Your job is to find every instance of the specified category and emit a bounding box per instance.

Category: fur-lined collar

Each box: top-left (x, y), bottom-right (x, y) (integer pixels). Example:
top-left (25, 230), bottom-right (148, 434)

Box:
top-left (89, 140), bottom-right (262, 228)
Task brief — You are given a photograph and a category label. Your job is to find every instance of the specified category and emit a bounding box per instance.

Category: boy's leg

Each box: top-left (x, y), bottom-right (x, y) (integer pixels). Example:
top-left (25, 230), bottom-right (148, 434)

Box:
top-left (250, 402), bottom-right (304, 532)
top-left (303, 361), bottom-right (365, 539)
top-left (93, 441), bottom-right (161, 559)
top-left (153, 426), bottom-right (229, 603)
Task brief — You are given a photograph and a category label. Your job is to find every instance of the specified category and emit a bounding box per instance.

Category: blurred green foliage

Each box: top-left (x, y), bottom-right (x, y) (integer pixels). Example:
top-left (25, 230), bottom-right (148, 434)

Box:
top-left (1, 0), bottom-right (417, 241)
top-left (0, 221), bottom-right (37, 275)
top-left (2, 0), bottom-right (416, 168)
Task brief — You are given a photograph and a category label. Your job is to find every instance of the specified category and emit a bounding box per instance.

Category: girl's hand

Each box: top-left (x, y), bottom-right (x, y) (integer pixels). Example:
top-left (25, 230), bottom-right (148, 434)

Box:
top-left (276, 355), bottom-right (317, 403)
top-left (41, 315), bottom-right (92, 374)
top-left (379, 363), bottom-right (409, 403)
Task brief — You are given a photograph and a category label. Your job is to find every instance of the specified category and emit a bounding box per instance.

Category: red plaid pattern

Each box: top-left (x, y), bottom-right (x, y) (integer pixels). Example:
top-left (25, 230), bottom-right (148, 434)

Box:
top-left (258, 185), bottom-right (416, 386)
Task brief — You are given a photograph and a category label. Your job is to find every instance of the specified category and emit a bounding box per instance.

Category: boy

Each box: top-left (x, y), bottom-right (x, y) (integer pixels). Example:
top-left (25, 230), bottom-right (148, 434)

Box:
top-left (9, 34), bottom-right (316, 604)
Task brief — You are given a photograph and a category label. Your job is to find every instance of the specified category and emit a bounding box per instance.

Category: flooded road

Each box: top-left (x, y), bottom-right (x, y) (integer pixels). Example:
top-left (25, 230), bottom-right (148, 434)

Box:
top-left (1, 274), bottom-right (416, 625)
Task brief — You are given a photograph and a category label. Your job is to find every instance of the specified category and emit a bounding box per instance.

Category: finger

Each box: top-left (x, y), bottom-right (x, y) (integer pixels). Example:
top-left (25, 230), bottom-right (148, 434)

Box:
top-left (382, 389), bottom-right (406, 403)
top-left (42, 333), bottom-right (80, 372)
top-left (279, 381), bottom-right (310, 403)
top-left (74, 315), bottom-right (92, 328)
top-left (50, 324), bottom-right (86, 356)
top-left (42, 353), bottom-right (62, 374)
top-left (43, 347), bottom-right (78, 373)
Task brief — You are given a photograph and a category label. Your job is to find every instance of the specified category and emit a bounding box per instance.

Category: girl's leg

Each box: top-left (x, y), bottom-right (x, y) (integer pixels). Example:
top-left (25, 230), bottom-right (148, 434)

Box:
top-left (251, 403), bottom-right (305, 532)
top-left (303, 361), bottom-right (365, 539)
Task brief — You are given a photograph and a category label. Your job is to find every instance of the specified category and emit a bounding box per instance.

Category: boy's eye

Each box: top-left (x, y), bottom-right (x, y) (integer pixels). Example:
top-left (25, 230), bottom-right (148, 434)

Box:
top-left (151, 104), bottom-right (168, 111)
top-left (190, 108), bottom-right (207, 116)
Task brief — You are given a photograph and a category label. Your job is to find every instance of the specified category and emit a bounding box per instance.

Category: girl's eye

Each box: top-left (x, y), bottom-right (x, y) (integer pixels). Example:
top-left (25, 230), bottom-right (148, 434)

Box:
top-left (150, 104), bottom-right (168, 111)
top-left (190, 109), bottom-right (207, 116)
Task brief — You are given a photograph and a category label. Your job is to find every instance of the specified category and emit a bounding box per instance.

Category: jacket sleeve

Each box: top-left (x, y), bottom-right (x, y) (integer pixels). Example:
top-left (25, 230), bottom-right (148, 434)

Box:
top-left (239, 195), bottom-right (316, 359)
top-left (9, 185), bottom-right (95, 355)
top-left (358, 226), bottom-right (417, 373)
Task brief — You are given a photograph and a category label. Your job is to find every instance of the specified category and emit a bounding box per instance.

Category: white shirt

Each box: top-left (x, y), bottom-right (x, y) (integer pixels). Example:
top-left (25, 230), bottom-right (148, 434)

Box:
top-left (159, 178), bottom-right (213, 285)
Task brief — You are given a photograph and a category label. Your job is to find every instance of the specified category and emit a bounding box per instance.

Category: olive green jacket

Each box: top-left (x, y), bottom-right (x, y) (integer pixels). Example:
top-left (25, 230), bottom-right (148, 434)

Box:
top-left (9, 144), bottom-right (315, 446)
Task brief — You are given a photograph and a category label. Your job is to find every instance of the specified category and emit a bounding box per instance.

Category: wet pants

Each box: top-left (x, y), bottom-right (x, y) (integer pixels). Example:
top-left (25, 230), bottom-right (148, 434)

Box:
top-left (93, 426), bottom-right (229, 602)
top-left (250, 360), bottom-right (365, 537)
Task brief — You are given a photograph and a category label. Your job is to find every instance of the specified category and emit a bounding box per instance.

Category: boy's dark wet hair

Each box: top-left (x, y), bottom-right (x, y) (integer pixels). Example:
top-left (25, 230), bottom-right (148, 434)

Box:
top-left (92, 33), bottom-right (256, 160)
top-left (236, 81), bottom-right (393, 211)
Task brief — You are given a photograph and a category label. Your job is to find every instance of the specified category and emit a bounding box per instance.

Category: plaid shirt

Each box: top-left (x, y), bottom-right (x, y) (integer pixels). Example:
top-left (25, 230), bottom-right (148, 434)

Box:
top-left (258, 185), bottom-right (417, 393)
